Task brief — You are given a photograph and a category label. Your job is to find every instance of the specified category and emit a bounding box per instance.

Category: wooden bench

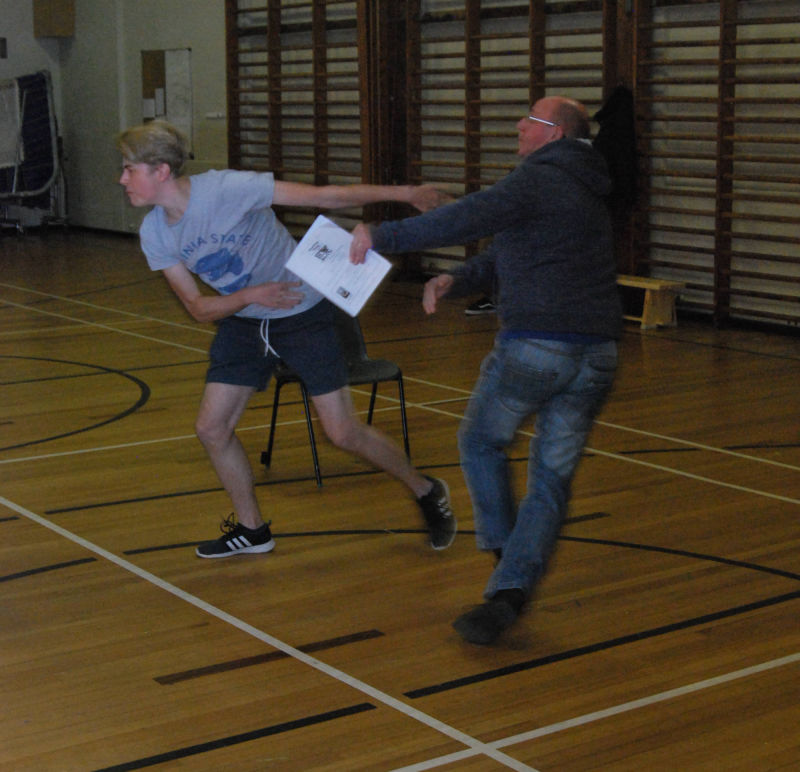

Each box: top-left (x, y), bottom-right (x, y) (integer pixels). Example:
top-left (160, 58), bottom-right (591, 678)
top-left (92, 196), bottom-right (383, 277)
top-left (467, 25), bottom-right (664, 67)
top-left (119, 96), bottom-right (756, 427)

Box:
top-left (617, 274), bottom-right (686, 330)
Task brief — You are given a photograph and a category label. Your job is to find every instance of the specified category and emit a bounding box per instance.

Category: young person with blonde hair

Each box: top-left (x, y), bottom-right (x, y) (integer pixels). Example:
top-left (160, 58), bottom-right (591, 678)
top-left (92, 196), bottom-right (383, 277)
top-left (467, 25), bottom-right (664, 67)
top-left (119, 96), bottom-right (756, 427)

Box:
top-left (118, 120), bottom-right (456, 558)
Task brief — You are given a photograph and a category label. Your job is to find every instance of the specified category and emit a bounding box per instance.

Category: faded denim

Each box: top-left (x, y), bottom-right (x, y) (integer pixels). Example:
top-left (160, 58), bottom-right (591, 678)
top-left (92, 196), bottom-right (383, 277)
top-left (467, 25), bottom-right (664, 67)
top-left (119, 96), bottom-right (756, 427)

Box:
top-left (457, 335), bottom-right (617, 600)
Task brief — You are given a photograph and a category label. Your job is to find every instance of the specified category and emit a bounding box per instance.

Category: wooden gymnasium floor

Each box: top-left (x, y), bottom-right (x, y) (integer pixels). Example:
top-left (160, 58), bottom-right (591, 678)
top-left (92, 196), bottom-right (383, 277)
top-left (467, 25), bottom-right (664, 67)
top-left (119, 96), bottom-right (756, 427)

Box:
top-left (1, 228), bottom-right (799, 771)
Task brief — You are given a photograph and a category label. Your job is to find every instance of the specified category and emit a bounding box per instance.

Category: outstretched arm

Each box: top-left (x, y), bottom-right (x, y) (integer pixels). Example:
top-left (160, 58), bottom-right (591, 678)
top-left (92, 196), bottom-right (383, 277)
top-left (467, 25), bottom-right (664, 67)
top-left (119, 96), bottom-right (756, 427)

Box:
top-left (348, 224), bottom-right (454, 314)
top-left (162, 262), bottom-right (304, 323)
top-left (272, 180), bottom-right (449, 213)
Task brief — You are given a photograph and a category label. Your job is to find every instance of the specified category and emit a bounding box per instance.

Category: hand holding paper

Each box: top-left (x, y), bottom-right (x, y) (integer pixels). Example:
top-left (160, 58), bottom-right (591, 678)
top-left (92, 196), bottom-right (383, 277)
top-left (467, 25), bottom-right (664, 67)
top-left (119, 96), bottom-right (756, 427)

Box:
top-left (349, 223), bottom-right (374, 265)
top-left (285, 215), bottom-right (392, 317)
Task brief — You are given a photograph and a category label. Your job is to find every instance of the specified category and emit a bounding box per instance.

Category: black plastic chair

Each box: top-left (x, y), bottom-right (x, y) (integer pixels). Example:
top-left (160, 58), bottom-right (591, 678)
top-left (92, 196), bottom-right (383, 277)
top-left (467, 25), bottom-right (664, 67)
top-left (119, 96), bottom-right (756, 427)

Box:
top-left (260, 306), bottom-right (410, 486)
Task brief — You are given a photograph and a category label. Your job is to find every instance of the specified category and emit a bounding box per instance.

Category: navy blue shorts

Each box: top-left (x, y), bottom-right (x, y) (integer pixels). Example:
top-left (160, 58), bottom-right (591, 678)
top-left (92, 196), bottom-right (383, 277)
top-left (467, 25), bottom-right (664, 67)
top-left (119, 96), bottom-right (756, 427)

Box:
top-left (206, 300), bottom-right (348, 396)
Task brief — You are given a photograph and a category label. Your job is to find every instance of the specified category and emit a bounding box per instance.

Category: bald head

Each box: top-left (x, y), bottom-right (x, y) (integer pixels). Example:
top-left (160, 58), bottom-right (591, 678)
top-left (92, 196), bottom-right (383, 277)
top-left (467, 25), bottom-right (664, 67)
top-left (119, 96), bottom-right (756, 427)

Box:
top-left (536, 97), bottom-right (591, 140)
top-left (517, 96), bottom-right (592, 156)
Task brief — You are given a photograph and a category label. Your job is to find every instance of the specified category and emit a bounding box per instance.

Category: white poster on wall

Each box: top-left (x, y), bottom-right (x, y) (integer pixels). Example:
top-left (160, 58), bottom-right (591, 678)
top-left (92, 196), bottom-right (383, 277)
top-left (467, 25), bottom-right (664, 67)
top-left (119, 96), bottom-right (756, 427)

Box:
top-left (165, 49), bottom-right (192, 145)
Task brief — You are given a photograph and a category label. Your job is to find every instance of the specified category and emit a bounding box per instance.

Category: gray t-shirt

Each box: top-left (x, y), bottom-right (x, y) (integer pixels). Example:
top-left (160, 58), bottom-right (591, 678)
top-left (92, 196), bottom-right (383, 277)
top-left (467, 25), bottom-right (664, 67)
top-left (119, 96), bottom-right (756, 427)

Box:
top-left (139, 169), bottom-right (323, 318)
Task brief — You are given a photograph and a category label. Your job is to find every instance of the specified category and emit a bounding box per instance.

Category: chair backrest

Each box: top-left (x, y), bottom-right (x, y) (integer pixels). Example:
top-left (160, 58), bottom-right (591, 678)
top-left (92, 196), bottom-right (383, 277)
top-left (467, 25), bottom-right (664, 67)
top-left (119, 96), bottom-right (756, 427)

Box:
top-left (332, 305), bottom-right (369, 367)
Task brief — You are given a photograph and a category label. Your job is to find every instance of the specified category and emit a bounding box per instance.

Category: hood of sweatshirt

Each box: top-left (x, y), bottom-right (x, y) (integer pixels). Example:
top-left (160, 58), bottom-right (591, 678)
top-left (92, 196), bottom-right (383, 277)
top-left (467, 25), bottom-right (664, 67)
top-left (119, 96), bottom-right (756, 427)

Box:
top-left (524, 137), bottom-right (612, 198)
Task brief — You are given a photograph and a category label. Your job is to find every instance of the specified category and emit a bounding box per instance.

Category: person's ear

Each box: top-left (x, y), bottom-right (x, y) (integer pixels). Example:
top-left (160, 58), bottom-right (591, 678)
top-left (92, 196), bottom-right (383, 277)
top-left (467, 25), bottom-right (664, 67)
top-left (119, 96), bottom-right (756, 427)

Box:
top-left (155, 162), bottom-right (173, 181)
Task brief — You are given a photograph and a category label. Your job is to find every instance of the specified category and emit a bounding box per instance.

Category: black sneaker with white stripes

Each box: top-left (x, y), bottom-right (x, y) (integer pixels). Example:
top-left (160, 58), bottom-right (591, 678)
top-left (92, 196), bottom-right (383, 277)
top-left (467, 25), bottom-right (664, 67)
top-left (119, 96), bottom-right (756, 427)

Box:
top-left (417, 476), bottom-right (457, 550)
top-left (195, 514), bottom-right (275, 558)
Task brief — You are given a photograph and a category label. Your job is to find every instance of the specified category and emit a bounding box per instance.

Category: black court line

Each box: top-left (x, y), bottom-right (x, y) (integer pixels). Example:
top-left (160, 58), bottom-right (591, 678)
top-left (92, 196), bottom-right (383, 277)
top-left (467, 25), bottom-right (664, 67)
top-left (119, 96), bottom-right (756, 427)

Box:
top-left (404, 588), bottom-right (800, 699)
top-left (561, 535), bottom-right (800, 582)
top-left (51, 455), bottom-right (586, 516)
top-left (123, 512), bottom-right (610, 556)
top-left (48, 484), bottom-right (241, 515)
top-left (44, 476), bottom-right (377, 514)
top-left (355, 327), bottom-right (498, 347)
top-left (0, 355), bottom-right (151, 452)
top-left (66, 275), bottom-right (166, 300)
top-left (1, 358), bottom-right (206, 387)
top-left (123, 359), bottom-right (208, 374)
top-left (3, 369), bottom-right (136, 387)
top-left (376, 286), bottom-right (800, 359)
top-left (155, 629), bottom-right (384, 685)
top-left (43, 463), bottom-right (467, 515)
top-left (0, 557), bottom-right (97, 583)
top-left (92, 702), bottom-right (376, 771)
top-left (123, 530), bottom-right (443, 555)
top-left (620, 322), bottom-right (800, 362)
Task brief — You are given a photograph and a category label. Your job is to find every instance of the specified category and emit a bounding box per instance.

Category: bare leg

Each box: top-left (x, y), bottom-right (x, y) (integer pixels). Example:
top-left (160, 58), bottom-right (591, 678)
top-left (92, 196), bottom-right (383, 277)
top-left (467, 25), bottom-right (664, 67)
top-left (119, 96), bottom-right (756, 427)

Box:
top-left (311, 387), bottom-right (432, 498)
top-left (195, 381), bottom-right (263, 529)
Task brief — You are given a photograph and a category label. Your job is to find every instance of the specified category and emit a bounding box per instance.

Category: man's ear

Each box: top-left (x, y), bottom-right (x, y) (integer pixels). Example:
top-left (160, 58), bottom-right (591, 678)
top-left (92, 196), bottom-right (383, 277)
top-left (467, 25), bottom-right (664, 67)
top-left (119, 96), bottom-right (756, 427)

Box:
top-left (155, 162), bottom-right (173, 181)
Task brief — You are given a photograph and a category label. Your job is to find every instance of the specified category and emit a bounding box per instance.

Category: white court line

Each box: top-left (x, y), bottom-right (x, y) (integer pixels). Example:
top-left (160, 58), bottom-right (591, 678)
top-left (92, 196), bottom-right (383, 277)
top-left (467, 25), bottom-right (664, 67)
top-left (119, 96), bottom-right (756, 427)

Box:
top-left (381, 400), bottom-right (800, 505)
top-left (407, 402), bottom-right (800, 505)
top-left (0, 282), bottom-right (211, 337)
top-left (4, 283), bottom-right (800, 472)
top-left (3, 291), bottom-right (800, 505)
top-left (4, 284), bottom-right (800, 768)
top-left (6, 441), bottom-right (800, 508)
top-left (0, 493), bottom-right (538, 772)
top-left (0, 409), bottom-right (389, 466)
top-left (404, 377), bottom-right (800, 472)
top-left (390, 651), bottom-right (800, 771)
top-left (4, 395), bottom-right (800, 507)
top-left (0, 297), bottom-right (210, 353)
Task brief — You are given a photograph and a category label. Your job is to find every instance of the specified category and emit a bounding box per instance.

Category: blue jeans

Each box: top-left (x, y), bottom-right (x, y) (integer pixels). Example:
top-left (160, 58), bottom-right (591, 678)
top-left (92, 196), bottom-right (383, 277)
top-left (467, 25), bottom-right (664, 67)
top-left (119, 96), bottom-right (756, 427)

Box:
top-left (457, 335), bottom-right (617, 600)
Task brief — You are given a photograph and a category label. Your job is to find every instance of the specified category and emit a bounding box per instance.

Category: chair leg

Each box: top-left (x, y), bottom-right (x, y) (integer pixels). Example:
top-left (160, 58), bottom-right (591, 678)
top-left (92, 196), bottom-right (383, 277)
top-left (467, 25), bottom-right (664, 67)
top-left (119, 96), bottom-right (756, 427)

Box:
top-left (299, 383), bottom-right (323, 487)
top-left (365, 379), bottom-right (410, 459)
top-left (397, 375), bottom-right (410, 458)
top-left (261, 381), bottom-right (283, 467)
top-left (262, 380), bottom-right (323, 487)
top-left (367, 383), bottom-right (378, 425)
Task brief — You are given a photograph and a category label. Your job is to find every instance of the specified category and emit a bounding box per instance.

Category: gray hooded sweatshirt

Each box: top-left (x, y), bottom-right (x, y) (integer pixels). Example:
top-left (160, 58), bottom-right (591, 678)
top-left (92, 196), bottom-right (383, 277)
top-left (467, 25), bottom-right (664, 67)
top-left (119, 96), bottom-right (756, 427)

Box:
top-left (371, 137), bottom-right (623, 340)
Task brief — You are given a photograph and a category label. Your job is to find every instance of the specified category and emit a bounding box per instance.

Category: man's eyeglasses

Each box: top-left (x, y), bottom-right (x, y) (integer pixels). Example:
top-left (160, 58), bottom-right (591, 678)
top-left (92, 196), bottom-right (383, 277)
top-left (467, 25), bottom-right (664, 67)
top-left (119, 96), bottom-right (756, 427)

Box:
top-left (526, 115), bottom-right (558, 127)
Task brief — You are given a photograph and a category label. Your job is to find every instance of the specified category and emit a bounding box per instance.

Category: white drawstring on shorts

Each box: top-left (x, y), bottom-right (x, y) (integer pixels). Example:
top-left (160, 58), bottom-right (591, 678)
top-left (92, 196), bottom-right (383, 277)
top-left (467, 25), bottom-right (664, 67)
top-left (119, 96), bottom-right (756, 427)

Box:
top-left (259, 318), bottom-right (281, 358)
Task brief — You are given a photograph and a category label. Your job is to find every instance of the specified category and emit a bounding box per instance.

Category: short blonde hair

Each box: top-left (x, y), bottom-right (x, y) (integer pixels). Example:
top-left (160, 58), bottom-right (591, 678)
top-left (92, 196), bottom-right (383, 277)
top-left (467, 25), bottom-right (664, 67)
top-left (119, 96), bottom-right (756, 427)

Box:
top-left (116, 120), bottom-right (190, 176)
